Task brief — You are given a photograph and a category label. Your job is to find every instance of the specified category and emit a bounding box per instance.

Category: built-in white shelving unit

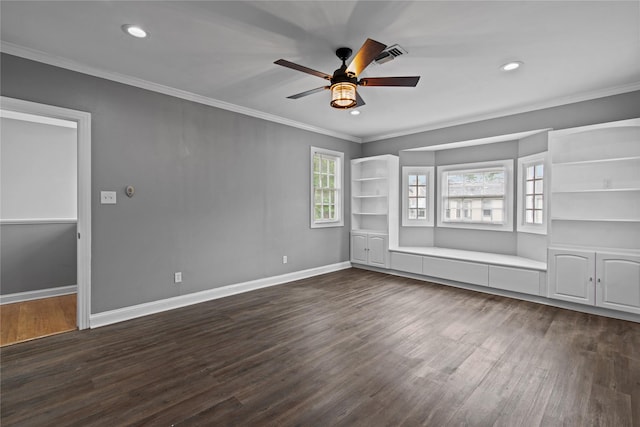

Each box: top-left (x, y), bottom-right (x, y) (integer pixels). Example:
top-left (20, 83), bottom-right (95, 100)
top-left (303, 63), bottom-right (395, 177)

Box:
top-left (549, 118), bottom-right (640, 250)
top-left (350, 155), bottom-right (399, 267)
top-left (548, 118), bottom-right (640, 315)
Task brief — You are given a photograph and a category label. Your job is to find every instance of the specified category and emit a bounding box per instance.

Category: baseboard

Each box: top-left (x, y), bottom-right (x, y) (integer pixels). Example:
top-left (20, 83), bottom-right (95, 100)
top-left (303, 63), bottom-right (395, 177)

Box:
top-left (0, 285), bottom-right (77, 305)
top-left (90, 261), bottom-right (352, 329)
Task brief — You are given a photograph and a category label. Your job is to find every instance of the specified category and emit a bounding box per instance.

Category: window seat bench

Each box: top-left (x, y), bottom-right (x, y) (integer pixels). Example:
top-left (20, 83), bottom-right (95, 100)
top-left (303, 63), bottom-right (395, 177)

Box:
top-left (388, 246), bottom-right (547, 297)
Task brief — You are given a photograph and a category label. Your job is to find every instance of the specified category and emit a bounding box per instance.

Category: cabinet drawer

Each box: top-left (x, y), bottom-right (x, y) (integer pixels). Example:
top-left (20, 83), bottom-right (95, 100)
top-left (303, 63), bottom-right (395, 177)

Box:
top-left (489, 266), bottom-right (541, 296)
top-left (391, 252), bottom-right (423, 274)
top-left (423, 256), bottom-right (488, 286)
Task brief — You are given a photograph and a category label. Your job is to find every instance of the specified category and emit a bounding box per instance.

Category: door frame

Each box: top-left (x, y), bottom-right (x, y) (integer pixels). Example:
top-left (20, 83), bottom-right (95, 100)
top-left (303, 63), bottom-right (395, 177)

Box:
top-left (1, 96), bottom-right (92, 329)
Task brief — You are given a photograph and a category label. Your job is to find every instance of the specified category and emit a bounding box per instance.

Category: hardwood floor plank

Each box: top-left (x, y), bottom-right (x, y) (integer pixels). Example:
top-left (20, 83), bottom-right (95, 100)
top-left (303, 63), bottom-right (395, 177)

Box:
top-left (1, 294), bottom-right (76, 347)
top-left (1, 269), bottom-right (639, 426)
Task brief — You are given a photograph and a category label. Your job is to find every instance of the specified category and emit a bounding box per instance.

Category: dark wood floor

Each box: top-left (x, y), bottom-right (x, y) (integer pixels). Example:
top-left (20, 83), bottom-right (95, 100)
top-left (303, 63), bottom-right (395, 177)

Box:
top-left (1, 268), bottom-right (638, 426)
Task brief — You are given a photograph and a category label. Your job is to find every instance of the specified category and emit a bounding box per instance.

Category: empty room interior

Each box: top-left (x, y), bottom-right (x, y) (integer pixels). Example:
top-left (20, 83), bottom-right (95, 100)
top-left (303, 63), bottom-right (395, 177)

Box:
top-left (1, 1), bottom-right (639, 425)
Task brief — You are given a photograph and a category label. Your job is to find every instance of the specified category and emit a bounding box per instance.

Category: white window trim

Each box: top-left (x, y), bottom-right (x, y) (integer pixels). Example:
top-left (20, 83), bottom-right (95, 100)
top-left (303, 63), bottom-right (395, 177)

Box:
top-left (437, 159), bottom-right (514, 232)
top-left (517, 152), bottom-right (548, 235)
top-left (310, 146), bottom-right (344, 228)
top-left (402, 166), bottom-right (434, 227)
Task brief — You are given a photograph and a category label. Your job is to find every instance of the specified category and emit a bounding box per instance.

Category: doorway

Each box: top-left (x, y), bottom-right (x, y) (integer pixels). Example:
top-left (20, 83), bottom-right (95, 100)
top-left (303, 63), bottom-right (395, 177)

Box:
top-left (0, 96), bottom-right (91, 333)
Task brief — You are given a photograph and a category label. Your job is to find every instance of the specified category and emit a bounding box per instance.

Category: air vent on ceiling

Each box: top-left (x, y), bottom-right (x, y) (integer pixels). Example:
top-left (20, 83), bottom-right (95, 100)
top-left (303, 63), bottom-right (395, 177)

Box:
top-left (374, 44), bottom-right (408, 65)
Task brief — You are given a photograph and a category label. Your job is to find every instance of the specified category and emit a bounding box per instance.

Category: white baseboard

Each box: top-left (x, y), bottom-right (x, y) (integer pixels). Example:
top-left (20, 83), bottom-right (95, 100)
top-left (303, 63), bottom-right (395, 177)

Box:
top-left (90, 261), bottom-right (352, 329)
top-left (0, 285), bottom-right (77, 305)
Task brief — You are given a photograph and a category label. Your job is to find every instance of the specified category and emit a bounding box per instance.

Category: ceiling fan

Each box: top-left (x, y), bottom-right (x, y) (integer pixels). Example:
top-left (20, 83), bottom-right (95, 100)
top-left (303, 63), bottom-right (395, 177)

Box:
top-left (274, 38), bottom-right (420, 110)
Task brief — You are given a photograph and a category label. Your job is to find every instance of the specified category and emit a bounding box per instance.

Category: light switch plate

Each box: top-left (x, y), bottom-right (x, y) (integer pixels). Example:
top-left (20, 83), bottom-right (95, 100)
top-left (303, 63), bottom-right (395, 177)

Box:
top-left (101, 191), bottom-right (117, 204)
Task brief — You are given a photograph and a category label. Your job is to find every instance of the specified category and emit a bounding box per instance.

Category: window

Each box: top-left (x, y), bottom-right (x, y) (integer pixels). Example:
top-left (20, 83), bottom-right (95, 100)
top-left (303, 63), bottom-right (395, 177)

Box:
top-left (517, 153), bottom-right (547, 234)
top-left (310, 147), bottom-right (344, 228)
top-left (402, 166), bottom-right (434, 226)
top-left (438, 160), bottom-right (514, 231)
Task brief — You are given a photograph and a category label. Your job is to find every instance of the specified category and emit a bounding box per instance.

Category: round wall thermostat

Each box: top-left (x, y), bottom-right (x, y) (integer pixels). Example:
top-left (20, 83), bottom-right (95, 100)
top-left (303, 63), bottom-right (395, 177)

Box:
top-left (125, 185), bottom-right (135, 198)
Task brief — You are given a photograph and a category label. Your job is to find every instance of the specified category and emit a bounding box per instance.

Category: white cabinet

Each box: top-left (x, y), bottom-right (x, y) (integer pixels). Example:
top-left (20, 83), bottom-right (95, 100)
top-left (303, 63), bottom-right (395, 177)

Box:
top-left (351, 232), bottom-right (388, 268)
top-left (549, 248), bottom-right (640, 314)
top-left (596, 252), bottom-right (640, 314)
top-left (423, 256), bottom-right (488, 286)
top-left (351, 155), bottom-right (399, 268)
top-left (488, 266), bottom-right (543, 296)
top-left (548, 248), bottom-right (595, 305)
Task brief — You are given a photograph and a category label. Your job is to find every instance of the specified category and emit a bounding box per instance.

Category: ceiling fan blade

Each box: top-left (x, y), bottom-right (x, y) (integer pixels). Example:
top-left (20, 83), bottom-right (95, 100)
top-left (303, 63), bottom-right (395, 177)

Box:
top-left (359, 76), bottom-right (421, 87)
top-left (346, 38), bottom-right (387, 76)
top-left (356, 92), bottom-right (366, 107)
top-left (274, 59), bottom-right (332, 80)
top-left (286, 86), bottom-right (330, 99)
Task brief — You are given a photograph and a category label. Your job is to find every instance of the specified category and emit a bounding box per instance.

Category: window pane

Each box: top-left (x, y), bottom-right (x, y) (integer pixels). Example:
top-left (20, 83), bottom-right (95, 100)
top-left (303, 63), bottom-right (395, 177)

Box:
top-left (329, 159), bottom-right (335, 174)
top-left (418, 198), bottom-right (426, 208)
top-left (313, 155), bottom-right (321, 173)
top-left (535, 164), bottom-right (544, 178)
top-left (315, 190), bottom-right (322, 204)
top-left (408, 186), bottom-right (416, 196)
top-left (408, 175), bottom-right (417, 185)
top-left (329, 175), bottom-right (335, 188)
top-left (409, 198), bottom-right (417, 208)
top-left (534, 210), bottom-right (543, 224)
top-left (408, 209), bottom-right (417, 219)
top-left (418, 174), bottom-right (427, 185)
top-left (418, 186), bottom-right (426, 197)
top-left (526, 181), bottom-right (534, 195)
top-left (525, 210), bottom-right (533, 224)
top-left (315, 205), bottom-right (322, 220)
top-left (526, 165), bottom-right (534, 180)
top-left (534, 180), bottom-right (543, 194)
top-left (417, 209), bottom-right (426, 219)
top-left (535, 195), bottom-right (543, 209)
top-left (526, 196), bottom-right (534, 209)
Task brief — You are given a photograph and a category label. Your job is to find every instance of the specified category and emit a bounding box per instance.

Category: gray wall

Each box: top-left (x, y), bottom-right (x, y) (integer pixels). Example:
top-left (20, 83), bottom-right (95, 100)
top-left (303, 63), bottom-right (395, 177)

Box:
top-left (1, 223), bottom-right (77, 294)
top-left (1, 54), bottom-right (361, 313)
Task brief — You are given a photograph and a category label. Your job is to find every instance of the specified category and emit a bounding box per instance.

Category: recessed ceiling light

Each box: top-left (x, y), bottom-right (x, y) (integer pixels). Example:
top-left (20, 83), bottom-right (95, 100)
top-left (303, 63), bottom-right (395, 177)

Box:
top-left (501, 61), bottom-right (523, 72)
top-left (350, 110), bottom-right (361, 116)
top-left (122, 24), bottom-right (148, 38)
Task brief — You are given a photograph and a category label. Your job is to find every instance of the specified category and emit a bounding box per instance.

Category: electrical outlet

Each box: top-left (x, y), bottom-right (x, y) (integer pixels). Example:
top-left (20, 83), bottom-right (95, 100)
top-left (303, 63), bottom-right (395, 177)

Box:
top-left (100, 191), bottom-right (117, 204)
top-left (174, 272), bottom-right (182, 283)
top-left (282, 255), bottom-right (288, 264)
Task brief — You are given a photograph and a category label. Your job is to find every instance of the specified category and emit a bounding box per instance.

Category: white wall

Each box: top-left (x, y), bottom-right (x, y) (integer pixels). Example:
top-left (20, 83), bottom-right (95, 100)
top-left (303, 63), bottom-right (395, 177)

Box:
top-left (1, 117), bottom-right (77, 220)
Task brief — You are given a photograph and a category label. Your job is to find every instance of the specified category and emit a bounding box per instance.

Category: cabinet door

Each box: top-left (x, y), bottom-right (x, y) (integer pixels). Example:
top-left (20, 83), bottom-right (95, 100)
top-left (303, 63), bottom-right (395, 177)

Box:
top-left (367, 234), bottom-right (387, 268)
top-left (351, 233), bottom-right (368, 264)
top-left (596, 252), bottom-right (640, 314)
top-left (548, 248), bottom-right (595, 305)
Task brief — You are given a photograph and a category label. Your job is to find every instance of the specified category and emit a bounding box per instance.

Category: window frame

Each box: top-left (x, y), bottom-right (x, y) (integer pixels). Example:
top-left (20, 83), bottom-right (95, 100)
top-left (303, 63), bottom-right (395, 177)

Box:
top-left (437, 159), bottom-right (514, 232)
top-left (310, 146), bottom-right (344, 228)
top-left (517, 152), bottom-right (548, 235)
top-left (402, 166), bottom-right (434, 227)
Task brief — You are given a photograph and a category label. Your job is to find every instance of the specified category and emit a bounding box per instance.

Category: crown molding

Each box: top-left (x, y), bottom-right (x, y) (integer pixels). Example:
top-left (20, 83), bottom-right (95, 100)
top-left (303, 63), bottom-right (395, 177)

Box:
top-left (0, 42), bottom-right (362, 143)
top-left (362, 81), bottom-right (640, 143)
top-left (3, 41), bottom-right (638, 145)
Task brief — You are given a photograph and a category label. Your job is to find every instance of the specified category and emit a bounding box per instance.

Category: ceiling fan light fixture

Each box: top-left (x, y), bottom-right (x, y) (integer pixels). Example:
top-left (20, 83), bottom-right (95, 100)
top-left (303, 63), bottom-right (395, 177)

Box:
top-left (330, 82), bottom-right (357, 109)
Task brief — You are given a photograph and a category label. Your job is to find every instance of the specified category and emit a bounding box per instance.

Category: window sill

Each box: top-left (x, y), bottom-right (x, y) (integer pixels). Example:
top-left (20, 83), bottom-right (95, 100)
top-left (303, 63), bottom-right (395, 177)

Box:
top-left (437, 221), bottom-right (513, 232)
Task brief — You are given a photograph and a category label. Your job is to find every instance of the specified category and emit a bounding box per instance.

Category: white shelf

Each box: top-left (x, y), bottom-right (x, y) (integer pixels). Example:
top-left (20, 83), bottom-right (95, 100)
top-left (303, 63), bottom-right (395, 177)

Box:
top-left (353, 195), bottom-right (388, 199)
top-left (353, 177), bottom-right (387, 182)
top-left (552, 188), bottom-right (640, 194)
top-left (353, 212), bottom-right (387, 216)
top-left (551, 218), bottom-right (640, 223)
top-left (552, 155), bottom-right (640, 166)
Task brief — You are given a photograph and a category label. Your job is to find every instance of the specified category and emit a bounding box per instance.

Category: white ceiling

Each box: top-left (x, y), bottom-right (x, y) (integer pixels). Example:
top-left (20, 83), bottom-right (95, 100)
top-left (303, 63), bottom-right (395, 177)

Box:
top-left (1, 1), bottom-right (639, 143)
